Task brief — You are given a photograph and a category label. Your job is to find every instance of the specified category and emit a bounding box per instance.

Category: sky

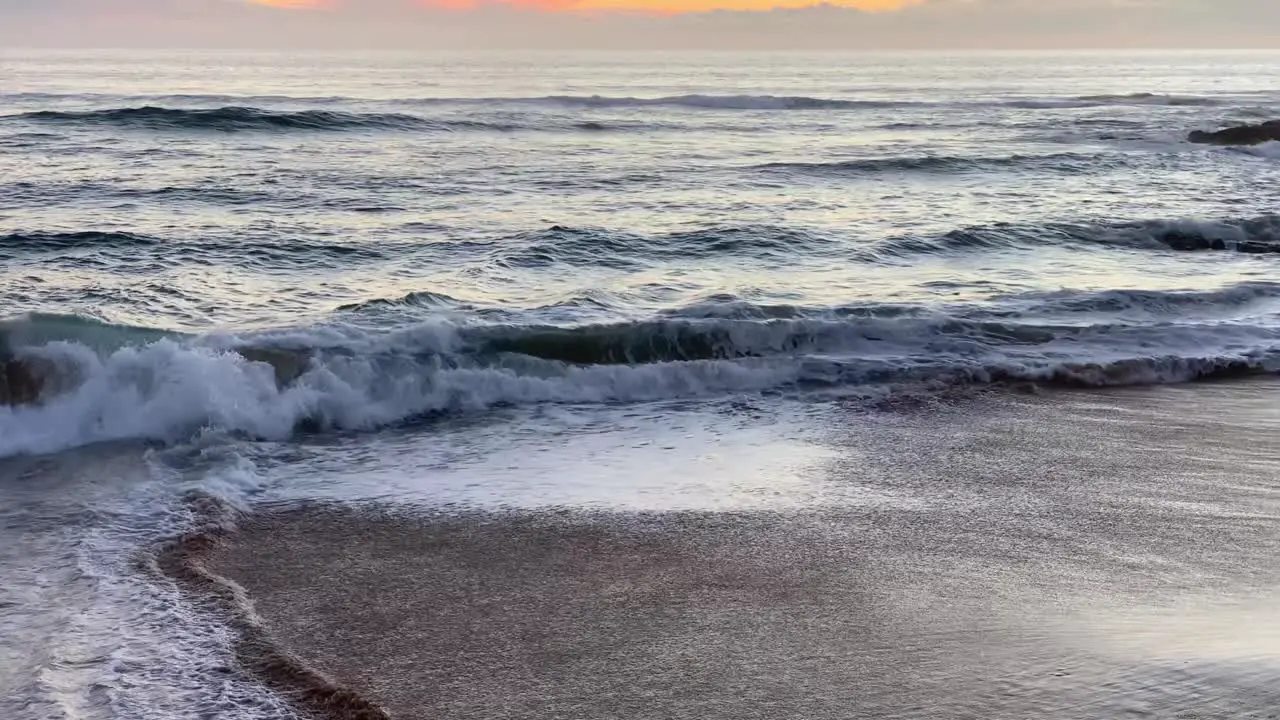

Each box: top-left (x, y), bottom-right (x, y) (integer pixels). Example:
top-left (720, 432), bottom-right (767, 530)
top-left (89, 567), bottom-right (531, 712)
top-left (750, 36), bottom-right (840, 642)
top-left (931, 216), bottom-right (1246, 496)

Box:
top-left (0, 0), bottom-right (1278, 49)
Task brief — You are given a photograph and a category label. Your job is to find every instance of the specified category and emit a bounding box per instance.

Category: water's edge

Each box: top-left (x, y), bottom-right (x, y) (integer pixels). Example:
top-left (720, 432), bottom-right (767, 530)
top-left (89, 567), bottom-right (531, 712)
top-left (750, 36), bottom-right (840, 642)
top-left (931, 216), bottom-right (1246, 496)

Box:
top-left (145, 493), bottom-right (390, 720)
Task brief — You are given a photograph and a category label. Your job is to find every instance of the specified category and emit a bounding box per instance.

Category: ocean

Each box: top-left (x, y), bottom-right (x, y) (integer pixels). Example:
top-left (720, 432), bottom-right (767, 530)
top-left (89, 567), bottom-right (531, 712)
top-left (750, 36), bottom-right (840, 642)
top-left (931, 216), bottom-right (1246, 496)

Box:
top-left (2, 49), bottom-right (1280, 719)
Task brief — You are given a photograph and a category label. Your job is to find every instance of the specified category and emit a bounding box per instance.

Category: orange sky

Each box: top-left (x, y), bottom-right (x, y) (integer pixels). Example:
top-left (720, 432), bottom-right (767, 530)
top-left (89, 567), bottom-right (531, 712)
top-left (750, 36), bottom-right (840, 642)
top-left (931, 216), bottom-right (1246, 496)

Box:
top-left (248, 0), bottom-right (917, 14)
top-left (7, 0), bottom-right (1280, 50)
top-left (249, 0), bottom-right (333, 8)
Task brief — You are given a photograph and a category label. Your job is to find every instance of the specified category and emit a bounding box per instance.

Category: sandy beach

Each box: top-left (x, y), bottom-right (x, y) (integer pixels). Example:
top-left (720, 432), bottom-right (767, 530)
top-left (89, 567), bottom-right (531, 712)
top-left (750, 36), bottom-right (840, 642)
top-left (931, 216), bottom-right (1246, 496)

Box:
top-left (162, 380), bottom-right (1280, 720)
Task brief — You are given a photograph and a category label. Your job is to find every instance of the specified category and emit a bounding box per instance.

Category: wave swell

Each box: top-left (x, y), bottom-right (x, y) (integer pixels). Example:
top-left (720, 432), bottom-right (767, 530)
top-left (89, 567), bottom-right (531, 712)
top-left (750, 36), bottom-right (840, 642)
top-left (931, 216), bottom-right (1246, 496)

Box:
top-left (756, 152), bottom-right (1110, 176)
top-left (0, 230), bottom-right (158, 252)
top-left (1073, 92), bottom-right (1219, 107)
top-left (416, 92), bottom-right (1223, 111)
top-left (871, 215), bottom-right (1280, 259)
top-left (6, 215), bottom-right (1279, 280)
top-left (491, 216), bottom-right (1280, 267)
top-left (2, 91), bottom-right (1232, 135)
top-left (14, 106), bottom-right (441, 132)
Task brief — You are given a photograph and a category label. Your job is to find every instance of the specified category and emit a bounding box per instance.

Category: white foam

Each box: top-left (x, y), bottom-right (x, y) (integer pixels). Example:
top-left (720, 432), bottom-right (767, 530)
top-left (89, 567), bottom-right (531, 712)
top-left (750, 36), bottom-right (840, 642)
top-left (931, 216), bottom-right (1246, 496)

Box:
top-left (0, 447), bottom-right (291, 720)
top-left (1238, 141), bottom-right (1280, 160)
top-left (2, 315), bottom-right (1277, 458)
top-left (0, 333), bottom-right (797, 458)
top-left (0, 341), bottom-right (305, 456)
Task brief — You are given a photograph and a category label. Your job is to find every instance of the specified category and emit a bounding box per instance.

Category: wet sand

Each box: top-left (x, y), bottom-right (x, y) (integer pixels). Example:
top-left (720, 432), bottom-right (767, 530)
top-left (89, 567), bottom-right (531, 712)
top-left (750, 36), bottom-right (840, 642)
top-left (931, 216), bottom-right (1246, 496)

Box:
top-left (175, 380), bottom-right (1280, 719)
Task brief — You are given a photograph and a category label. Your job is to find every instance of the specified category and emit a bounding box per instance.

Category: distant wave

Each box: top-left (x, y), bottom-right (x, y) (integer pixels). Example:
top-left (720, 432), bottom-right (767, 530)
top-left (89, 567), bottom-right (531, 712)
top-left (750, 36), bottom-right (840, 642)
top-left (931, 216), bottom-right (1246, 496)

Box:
top-left (5, 106), bottom-right (651, 133)
top-left (12, 106), bottom-right (438, 132)
top-left (7, 216), bottom-right (1278, 277)
top-left (663, 282), bottom-right (1280, 323)
top-left (422, 92), bottom-right (1226, 111)
top-left (492, 216), bottom-right (1280, 268)
top-left (1, 304), bottom-right (1277, 455)
top-left (0, 92), bottom-right (1233, 133)
top-left (336, 291), bottom-right (463, 313)
top-left (0, 90), bottom-right (1229, 109)
top-left (1001, 94), bottom-right (1221, 110)
top-left (755, 151), bottom-right (1110, 176)
top-left (534, 94), bottom-right (902, 110)
top-left (0, 225), bottom-right (839, 273)
top-left (0, 92), bottom-right (895, 111)
top-left (336, 282), bottom-right (1280, 329)
top-left (491, 224), bottom-right (840, 270)
top-left (0, 230), bottom-right (158, 252)
top-left (992, 283), bottom-right (1280, 318)
top-left (0, 92), bottom-right (360, 104)
top-left (1073, 92), bottom-right (1220, 107)
top-left (477, 216), bottom-right (1280, 268)
top-left (0, 230), bottom-right (393, 271)
top-left (869, 215), bottom-right (1280, 259)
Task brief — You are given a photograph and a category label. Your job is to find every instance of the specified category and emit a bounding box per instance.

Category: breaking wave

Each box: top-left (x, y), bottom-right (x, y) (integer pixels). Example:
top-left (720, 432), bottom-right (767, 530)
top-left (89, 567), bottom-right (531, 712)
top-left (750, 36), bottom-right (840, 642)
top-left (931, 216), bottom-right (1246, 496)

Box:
top-left (2, 296), bottom-right (1278, 456)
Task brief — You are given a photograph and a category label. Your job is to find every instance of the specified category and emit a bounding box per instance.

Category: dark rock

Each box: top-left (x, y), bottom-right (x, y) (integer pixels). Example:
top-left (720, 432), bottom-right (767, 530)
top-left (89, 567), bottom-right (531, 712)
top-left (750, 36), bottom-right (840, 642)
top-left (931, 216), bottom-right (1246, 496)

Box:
top-left (1188, 119), bottom-right (1280, 146)
top-left (236, 347), bottom-right (310, 387)
top-left (1160, 231), bottom-right (1228, 251)
top-left (0, 344), bottom-right (312, 407)
top-left (0, 356), bottom-right (58, 406)
top-left (1155, 230), bottom-right (1279, 255)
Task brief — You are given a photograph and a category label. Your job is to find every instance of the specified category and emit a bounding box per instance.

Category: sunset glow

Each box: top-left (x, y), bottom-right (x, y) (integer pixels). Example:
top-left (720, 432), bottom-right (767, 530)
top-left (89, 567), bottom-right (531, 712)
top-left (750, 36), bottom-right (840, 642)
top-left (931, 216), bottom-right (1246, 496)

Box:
top-left (246, 0), bottom-right (918, 13)
top-left (247, 0), bottom-right (331, 7)
top-left (11, 0), bottom-right (1275, 50)
top-left (573, 0), bottom-right (912, 12)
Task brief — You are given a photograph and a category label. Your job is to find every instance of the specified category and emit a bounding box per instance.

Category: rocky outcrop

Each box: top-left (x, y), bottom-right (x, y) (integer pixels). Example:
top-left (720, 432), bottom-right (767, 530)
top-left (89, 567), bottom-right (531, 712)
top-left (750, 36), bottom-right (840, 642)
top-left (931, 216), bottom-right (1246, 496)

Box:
top-left (1188, 120), bottom-right (1280, 146)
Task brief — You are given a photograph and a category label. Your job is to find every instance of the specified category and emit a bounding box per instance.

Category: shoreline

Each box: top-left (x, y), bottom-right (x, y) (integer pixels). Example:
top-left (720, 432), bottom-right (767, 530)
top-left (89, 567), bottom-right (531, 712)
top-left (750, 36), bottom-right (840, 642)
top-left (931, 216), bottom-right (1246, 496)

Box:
top-left (149, 379), bottom-right (1280, 719)
top-left (148, 494), bottom-right (390, 720)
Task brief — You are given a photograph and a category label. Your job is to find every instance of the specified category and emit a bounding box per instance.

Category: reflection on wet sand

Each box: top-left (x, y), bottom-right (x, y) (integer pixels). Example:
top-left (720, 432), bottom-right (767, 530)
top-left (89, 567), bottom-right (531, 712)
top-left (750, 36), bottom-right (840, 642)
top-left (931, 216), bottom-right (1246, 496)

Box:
top-left (178, 380), bottom-right (1280, 719)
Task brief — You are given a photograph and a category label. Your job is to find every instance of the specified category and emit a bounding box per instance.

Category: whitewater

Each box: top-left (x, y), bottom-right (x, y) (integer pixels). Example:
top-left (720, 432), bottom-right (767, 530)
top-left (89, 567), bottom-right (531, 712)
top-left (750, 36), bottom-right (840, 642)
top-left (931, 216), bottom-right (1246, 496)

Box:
top-left (3, 49), bottom-right (1280, 720)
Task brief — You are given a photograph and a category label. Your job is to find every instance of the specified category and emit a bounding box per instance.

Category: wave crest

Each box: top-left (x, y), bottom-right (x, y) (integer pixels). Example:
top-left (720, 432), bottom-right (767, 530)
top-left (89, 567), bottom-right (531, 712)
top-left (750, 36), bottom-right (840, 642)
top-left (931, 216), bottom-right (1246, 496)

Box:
top-left (1, 308), bottom-right (1277, 456)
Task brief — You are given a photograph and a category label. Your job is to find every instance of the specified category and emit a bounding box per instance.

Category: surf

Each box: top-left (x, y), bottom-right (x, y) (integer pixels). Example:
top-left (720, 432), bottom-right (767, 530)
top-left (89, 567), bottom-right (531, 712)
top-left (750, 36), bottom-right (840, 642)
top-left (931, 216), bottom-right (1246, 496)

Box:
top-left (2, 297), bottom-right (1278, 457)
